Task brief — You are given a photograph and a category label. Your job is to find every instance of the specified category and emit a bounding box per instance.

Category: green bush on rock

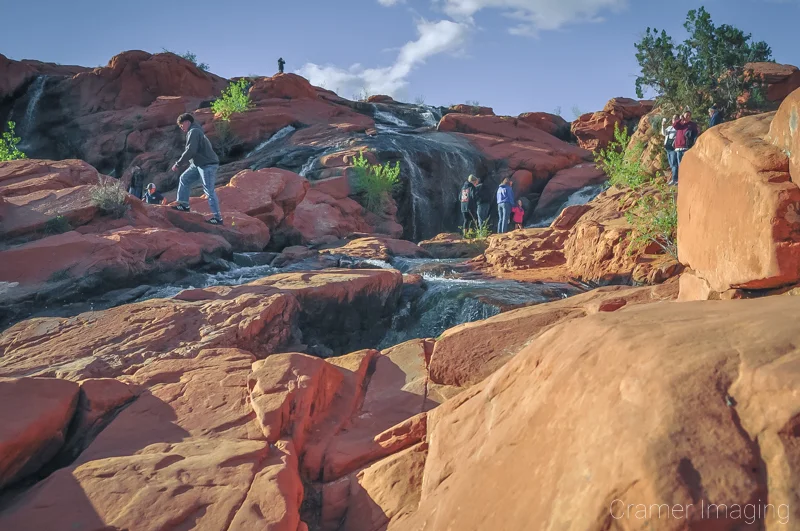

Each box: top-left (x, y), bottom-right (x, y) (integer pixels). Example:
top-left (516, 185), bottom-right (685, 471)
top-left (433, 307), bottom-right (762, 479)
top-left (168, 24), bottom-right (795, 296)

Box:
top-left (212, 79), bottom-right (253, 121)
top-left (0, 121), bottom-right (26, 162)
top-left (90, 178), bottom-right (128, 219)
top-left (352, 151), bottom-right (400, 213)
top-left (595, 124), bottom-right (677, 258)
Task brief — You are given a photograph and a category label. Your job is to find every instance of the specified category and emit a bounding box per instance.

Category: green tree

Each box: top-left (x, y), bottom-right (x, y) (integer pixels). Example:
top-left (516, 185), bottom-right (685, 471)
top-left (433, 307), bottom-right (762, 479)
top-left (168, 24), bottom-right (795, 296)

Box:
top-left (211, 79), bottom-right (253, 121)
top-left (0, 121), bottom-right (26, 162)
top-left (634, 7), bottom-right (772, 123)
top-left (351, 151), bottom-right (400, 213)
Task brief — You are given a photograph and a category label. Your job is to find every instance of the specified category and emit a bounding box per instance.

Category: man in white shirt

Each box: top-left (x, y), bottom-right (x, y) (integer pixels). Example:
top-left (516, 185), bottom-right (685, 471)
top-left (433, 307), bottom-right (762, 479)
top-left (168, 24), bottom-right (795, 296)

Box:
top-left (661, 114), bottom-right (679, 185)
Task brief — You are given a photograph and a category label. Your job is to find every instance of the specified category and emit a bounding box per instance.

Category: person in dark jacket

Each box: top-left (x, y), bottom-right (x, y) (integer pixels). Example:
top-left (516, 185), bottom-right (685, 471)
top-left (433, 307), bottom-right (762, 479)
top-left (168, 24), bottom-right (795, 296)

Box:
top-left (460, 175), bottom-right (477, 235)
top-left (127, 166), bottom-right (144, 199)
top-left (708, 104), bottom-right (723, 127)
top-left (496, 177), bottom-right (515, 234)
top-left (171, 113), bottom-right (223, 225)
top-left (473, 177), bottom-right (492, 228)
top-left (142, 183), bottom-right (167, 205)
top-left (278, 57), bottom-right (285, 74)
top-left (671, 111), bottom-right (699, 183)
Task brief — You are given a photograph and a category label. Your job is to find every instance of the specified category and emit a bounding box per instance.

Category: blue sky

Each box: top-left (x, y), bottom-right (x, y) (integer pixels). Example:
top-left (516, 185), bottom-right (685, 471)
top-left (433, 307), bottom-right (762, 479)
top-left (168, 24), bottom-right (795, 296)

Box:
top-left (1, 0), bottom-right (798, 116)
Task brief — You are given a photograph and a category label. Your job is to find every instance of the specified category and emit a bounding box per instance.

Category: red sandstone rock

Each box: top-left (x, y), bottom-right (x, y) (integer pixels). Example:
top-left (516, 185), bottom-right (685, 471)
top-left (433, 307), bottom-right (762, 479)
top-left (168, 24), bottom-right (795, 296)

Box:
top-left (398, 295), bottom-right (800, 530)
top-left (249, 73), bottom-right (319, 102)
top-left (429, 284), bottom-right (677, 388)
top-left (602, 97), bottom-right (654, 120)
top-left (0, 159), bottom-right (103, 197)
top-left (448, 104), bottom-right (494, 116)
top-left (517, 111), bottom-right (570, 136)
top-left (571, 111), bottom-right (623, 151)
top-left (367, 95), bottom-right (395, 104)
top-left (189, 168), bottom-right (308, 228)
top-left (418, 232), bottom-right (488, 259)
top-left (0, 52), bottom-right (87, 101)
top-left (678, 111), bottom-right (799, 293)
top-left (550, 204), bottom-right (592, 230)
top-left (746, 62), bottom-right (800, 103)
top-left (1, 185), bottom-right (99, 239)
top-left (0, 377), bottom-right (80, 489)
top-left (320, 236), bottom-right (430, 261)
top-left (768, 87), bottom-right (800, 184)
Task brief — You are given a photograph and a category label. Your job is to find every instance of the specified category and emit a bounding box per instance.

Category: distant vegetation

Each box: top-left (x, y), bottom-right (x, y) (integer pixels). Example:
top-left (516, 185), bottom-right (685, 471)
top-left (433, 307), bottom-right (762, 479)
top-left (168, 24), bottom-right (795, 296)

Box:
top-left (90, 178), bottom-right (128, 219)
top-left (352, 151), bottom-right (400, 213)
top-left (634, 7), bottom-right (772, 124)
top-left (212, 79), bottom-right (253, 121)
top-left (571, 106), bottom-right (584, 119)
top-left (43, 216), bottom-right (73, 235)
top-left (595, 124), bottom-right (677, 258)
top-left (552, 106), bottom-right (563, 118)
top-left (0, 121), bottom-right (26, 162)
top-left (162, 48), bottom-right (209, 71)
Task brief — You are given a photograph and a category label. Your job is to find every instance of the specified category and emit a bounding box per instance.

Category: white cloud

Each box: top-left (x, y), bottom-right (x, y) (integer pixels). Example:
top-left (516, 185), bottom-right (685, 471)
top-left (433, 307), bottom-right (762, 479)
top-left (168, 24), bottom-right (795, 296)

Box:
top-left (297, 19), bottom-right (469, 99)
top-left (441, 0), bottom-right (628, 34)
top-left (377, 0), bottom-right (404, 5)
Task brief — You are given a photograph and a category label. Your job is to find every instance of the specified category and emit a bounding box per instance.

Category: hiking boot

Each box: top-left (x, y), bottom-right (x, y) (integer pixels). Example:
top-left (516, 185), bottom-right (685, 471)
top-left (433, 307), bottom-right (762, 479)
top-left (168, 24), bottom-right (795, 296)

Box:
top-left (173, 204), bottom-right (191, 212)
top-left (206, 217), bottom-right (224, 226)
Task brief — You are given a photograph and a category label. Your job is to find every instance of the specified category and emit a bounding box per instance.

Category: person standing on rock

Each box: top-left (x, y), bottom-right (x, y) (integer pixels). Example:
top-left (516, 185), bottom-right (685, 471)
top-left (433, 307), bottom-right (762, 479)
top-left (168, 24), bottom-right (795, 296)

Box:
top-left (171, 113), bottom-right (223, 225)
top-left (127, 165), bottom-right (144, 199)
top-left (143, 183), bottom-right (167, 205)
top-left (278, 57), bottom-right (285, 74)
top-left (662, 115), bottom-right (679, 185)
top-left (473, 176), bottom-right (492, 229)
top-left (671, 111), bottom-right (699, 184)
top-left (460, 175), bottom-right (477, 235)
top-left (496, 177), bottom-right (515, 234)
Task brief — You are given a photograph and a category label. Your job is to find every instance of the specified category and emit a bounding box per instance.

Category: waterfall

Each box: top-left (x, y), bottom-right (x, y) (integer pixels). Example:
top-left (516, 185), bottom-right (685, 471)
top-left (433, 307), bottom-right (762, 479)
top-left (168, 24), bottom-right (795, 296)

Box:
top-left (529, 184), bottom-right (606, 228)
top-left (21, 76), bottom-right (47, 140)
top-left (373, 106), bottom-right (411, 130)
top-left (245, 125), bottom-right (296, 158)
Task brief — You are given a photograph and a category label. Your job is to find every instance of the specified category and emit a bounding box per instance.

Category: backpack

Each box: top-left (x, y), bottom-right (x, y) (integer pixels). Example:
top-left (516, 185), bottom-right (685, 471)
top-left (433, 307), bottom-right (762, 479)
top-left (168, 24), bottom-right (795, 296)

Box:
top-left (684, 127), bottom-right (697, 149)
top-left (460, 187), bottom-right (471, 203)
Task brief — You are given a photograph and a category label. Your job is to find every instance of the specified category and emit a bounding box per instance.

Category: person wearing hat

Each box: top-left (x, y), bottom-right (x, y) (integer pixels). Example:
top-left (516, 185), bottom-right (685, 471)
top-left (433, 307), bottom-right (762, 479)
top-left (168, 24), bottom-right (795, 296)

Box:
top-left (143, 183), bottom-right (167, 205)
top-left (708, 104), bottom-right (723, 127)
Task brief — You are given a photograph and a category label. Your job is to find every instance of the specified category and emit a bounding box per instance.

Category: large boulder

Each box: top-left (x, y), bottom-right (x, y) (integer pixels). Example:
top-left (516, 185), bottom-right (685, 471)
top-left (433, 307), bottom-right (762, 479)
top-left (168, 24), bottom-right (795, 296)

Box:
top-left (516, 111), bottom-right (570, 137)
top-left (0, 53), bottom-right (87, 102)
top-left (448, 104), bottom-right (494, 116)
top-left (768, 86), bottom-right (800, 184)
top-left (571, 97), bottom-right (654, 151)
top-left (745, 62), bottom-right (800, 104)
top-left (677, 111), bottom-right (800, 296)
top-left (0, 377), bottom-right (80, 489)
top-left (0, 159), bottom-right (102, 197)
top-left (398, 295), bottom-right (800, 530)
top-left (249, 73), bottom-right (319, 102)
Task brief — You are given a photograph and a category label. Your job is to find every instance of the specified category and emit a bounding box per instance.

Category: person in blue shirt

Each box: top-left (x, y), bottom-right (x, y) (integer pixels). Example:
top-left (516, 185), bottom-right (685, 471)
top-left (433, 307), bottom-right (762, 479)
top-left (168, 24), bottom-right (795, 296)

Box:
top-left (496, 177), bottom-right (515, 234)
top-left (143, 183), bottom-right (167, 205)
top-left (708, 104), bottom-right (723, 127)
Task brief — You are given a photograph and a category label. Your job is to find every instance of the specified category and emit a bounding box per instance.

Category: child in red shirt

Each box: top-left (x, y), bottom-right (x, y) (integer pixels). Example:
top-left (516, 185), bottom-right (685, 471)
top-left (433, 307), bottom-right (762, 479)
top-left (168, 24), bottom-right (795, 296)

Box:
top-left (511, 200), bottom-right (525, 230)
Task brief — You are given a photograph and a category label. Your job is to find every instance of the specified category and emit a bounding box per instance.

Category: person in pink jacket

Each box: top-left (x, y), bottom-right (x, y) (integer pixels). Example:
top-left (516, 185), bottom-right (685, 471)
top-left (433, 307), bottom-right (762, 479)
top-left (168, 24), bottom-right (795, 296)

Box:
top-left (511, 200), bottom-right (525, 230)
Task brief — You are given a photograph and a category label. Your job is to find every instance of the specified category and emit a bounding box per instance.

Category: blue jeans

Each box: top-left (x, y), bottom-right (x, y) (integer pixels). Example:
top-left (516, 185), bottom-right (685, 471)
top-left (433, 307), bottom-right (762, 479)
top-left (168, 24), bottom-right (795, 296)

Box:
top-left (477, 203), bottom-right (490, 228)
top-left (178, 164), bottom-right (221, 219)
top-left (667, 150), bottom-right (679, 183)
top-left (497, 203), bottom-right (511, 234)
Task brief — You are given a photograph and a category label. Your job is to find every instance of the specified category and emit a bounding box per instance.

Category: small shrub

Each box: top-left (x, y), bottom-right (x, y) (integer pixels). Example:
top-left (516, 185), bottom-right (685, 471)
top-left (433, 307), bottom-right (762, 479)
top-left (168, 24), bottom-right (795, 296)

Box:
top-left (351, 151), bottom-right (400, 213)
top-left (571, 105), bottom-right (584, 119)
top-left (90, 178), bottom-right (128, 219)
top-left (163, 48), bottom-right (209, 71)
top-left (595, 123), bottom-right (677, 258)
top-left (43, 215), bottom-right (72, 235)
top-left (0, 121), bottom-right (26, 162)
top-left (552, 106), bottom-right (563, 117)
top-left (648, 114), bottom-right (664, 133)
top-left (213, 121), bottom-right (240, 159)
top-left (211, 79), bottom-right (253, 121)
top-left (414, 95), bottom-right (426, 105)
top-left (464, 220), bottom-right (491, 240)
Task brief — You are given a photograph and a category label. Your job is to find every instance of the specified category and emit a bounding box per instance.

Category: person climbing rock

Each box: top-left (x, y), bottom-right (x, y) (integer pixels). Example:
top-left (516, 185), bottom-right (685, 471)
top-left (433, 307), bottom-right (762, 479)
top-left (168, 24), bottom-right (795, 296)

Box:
top-left (171, 113), bottom-right (223, 225)
top-left (662, 115), bottom-right (679, 185)
top-left (142, 183), bottom-right (167, 205)
top-left (511, 199), bottom-right (525, 231)
top-left (473, 176), bottom-right (492, 228)
top-left (671, 111), bottom-right (699, 185)
top-left (496, 177), bottom-right (515, 234)
top-left (278, 57), bottom-right (285, 74)
top-left (460, 175), bottom-right (477, 235)
top-left (127, 165), bottom-right (144, 199)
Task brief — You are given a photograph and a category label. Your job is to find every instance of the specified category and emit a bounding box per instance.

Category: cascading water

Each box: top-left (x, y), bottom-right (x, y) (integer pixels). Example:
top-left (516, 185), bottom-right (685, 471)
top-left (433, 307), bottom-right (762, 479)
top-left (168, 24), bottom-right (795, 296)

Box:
top-left (373, 106), bottom-right (410, 129)
top-left (20, 76), bottom-right (47, 142)
top-left (245, 125), bottom-right (296, 158)
top-left (528, 184), bottom-right (606, 228)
